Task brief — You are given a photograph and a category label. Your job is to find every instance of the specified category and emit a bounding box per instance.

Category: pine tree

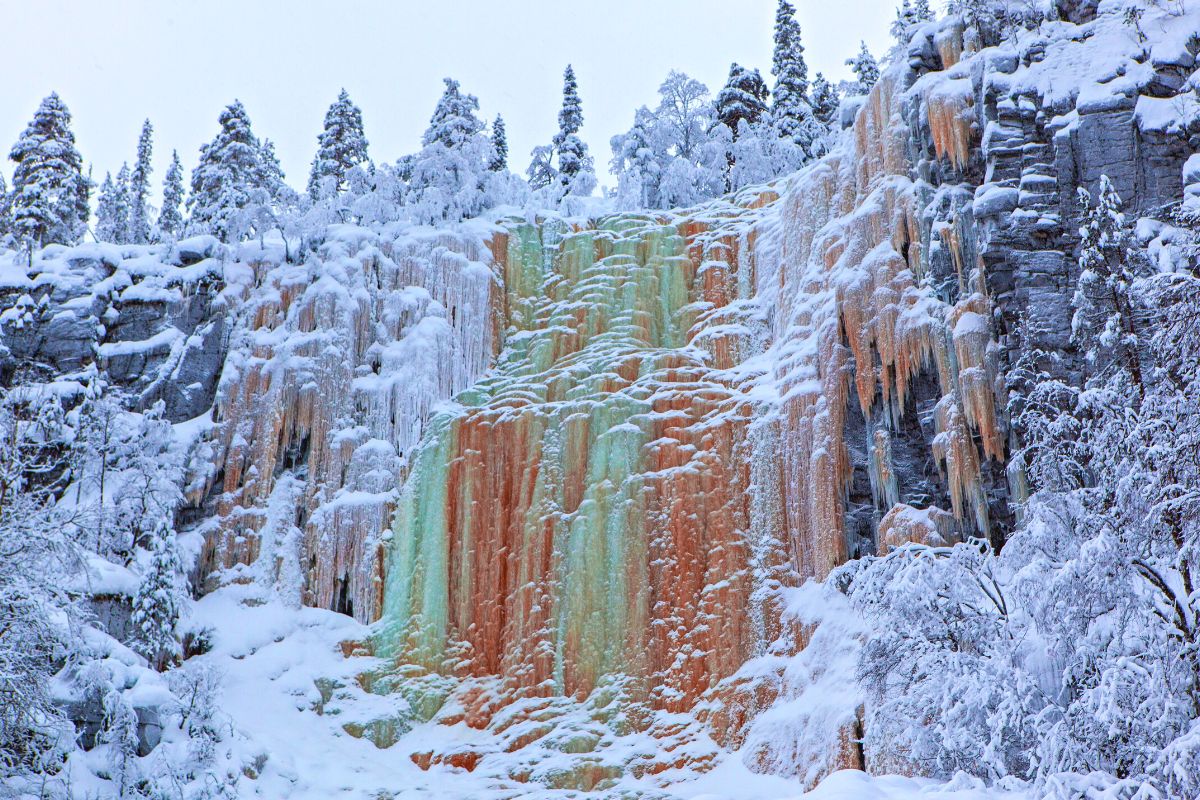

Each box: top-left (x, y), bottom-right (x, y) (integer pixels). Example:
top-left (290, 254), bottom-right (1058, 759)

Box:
top-left (7, 93), bottom-right (90, 251)
top-left (423, 77), bottom-right (486, 149)
top-left (188, 100), bottom-right (266, 241)
top-left (715, 63), bottom-right (770, 139)
top-left (771, 0), bottom-right (814, 149)
top-left (258, 138), bottom-right (287, 199)
top-left (1071, 176), bottom-right (1150, 394)
top-left (552, 65), bottom-right (593, 192)
top-left (157, 150), bottom-right (185, 241)
top-left (95, 172), bottom-right (122, 243)
top-left (0, 172), bottom-right (8, 241)
top-left (307, 89), bottom-right (369, 199)
top-left (128, 119), bottom-right (153, 244)
top-left (914, 0), bottom-right (934, 20)
top-left (96, 165), bottom-right (132, 244)
top-left (130, 518), bottom-right (183, 671)
top-left (489, 114), bottom-right (508, 172)
top-left (846, 42), bottom-right (881, 95)
top-left (405, 78), bottom-right (494, 223)
top-left (810, 72), bottom-right (841, 127)
top-left (892, 0), bottom-right (918, 42)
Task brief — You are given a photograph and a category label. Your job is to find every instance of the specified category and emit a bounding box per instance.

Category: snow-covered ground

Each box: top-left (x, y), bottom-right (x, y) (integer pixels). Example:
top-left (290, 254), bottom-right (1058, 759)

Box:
top-left (184, 581), bottom-right (1028, 800)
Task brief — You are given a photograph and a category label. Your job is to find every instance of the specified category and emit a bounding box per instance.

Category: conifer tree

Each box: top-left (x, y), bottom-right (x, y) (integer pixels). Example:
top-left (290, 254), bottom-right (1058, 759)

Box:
top-left (423, 78), bottom-right (486, 149)
top-left (552, 65), bottom-right (593, 191)
top-left (95, 171), bottom-right (124, 243)
top-left (96, 164), bottom-right (132, 244)
top-left (489, 114), bottom-right (508, 172)
top-left (0, 173), bottom-right (8, 241)
top-left (810, 73), bottom-right (841, 128)
top-left (128, 119), bottom-right (153, 244)
top-left (307, 89), bottom-right (369, 198)
top-left (188, 100), bottom-right (266, 241)
top-left (130, 518), bottom-right (183, 671)
top-left (258, 138), bottom-right (287, 200)
top-left (771, 0), bottom-right (815, 148)
top-left (1072, 176), bottom-right (1150, 394)
top-left (846, 42), bottom-right (881, 94)
top-left (8, 93), bottom-right (90, 251)
top-left (406, 77), bottom-right (494, 223)
top-left (714, 63), bottom-right (770, 139)
top-left (157, 150), bottom-right (185, 241)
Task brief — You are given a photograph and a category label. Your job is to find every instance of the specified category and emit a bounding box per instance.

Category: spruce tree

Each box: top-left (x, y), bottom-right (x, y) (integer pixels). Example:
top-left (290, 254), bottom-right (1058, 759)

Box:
top-left (130, 518), bottom-right (183, 671)
top-left (188, 100), bottom-right (266, 241)
top-left (846, 42), bottom-right (881, 95)
top-left (489, 114), bottom-right (508, 172)
top-left (258, 138), bottom-right (287, 200)
top-left (0, 173), bottom-right (8, 241)
top-left (307, 89), bottom-right (369, 198)
top-left (714, 63), bottom-right (770, 139)
top-left (157, 150), bottom-right (185, 241)
top-left (1071, 176), bottom-right (1150, 394)
top-left (8, 93), bottom-right (90, 250)
top-left (771, 0), bottom-right (814, 147)
top-left (95, 172), bottom-right (123, 243)
top-left (552, 65), bottom-right (592, 190)
top-left (128, 119), bottom-right (153, 244)
top-left (96, 164), bottom-right (133, 244)
top-left (406, 77), bottom-right (494, 223)
top-left (810, 73), bottom-right (841, 128)
top-left (423, 78), bottom-right (486, 148)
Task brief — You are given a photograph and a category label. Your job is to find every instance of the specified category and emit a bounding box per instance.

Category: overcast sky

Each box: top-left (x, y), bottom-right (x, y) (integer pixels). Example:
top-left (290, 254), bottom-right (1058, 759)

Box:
top-left (2, 0), bottom-right (897, 193)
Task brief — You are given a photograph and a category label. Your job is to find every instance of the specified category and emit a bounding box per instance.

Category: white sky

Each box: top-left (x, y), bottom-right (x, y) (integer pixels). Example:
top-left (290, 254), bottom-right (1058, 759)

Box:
top-left (2, 0), bottom-right (896, 192)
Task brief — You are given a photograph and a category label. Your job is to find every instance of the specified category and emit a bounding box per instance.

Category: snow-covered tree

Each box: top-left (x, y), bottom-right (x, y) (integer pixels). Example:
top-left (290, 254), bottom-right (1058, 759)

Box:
top-left (489, 114), bottom-right (508, 172)
top-left (845, 42), bottom-right (881, 95)
top-left (156, 149), bottom-right (185, 241)
top-left (528, 66), bottom-right (596, 198)
top-left (130, 517), bottom-right (184, 671)
top-left (128, 119), bottom-right (154, 244)
top-left (405, 77), bottom-right (495, 224)
top-left (0, 173), bottom-right (10, 242)
top-left (100, 685), bottom-right (141, 794)
top-left (771, 0), bottom-right (815, 155)
top-left (840, 217), bottom-right (1200, 797)
top-left (0, 393), bottom-right (78, 776)
top-left (553, 65), bottom-right (593, 194)
top-left (714, 63), bottom-right (770, 138)
top-left (7, 93), bottom-right (91, 251)
top-left (728, 117), bottom-right (807, 191)
top-left (526, 145), bottom-right (557, 191)
top-left (810, 72), bottom-right (841, 128)
top-left (188, 100), bottom-right (270, 242)
top-left (307, 89), bottom-right (369, 199)
top-left (1071, 175), bottom-right (1150, 394)
top-left (95, 170), bottom-right (128, 244)
top-left (610, 71), bottom-right (726, 210)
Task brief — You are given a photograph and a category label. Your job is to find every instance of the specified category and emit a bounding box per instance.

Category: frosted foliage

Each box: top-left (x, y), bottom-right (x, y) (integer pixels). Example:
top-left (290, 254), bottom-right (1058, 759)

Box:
top-left (609, 71), bottom-right (726, 210)
top-left (204, 226), bottom-right (498, 622)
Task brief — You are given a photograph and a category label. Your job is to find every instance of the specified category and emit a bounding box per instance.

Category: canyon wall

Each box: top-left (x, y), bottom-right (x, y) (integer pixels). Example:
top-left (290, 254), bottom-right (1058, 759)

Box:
top-left (2, 6), bottom-right (1196, 795)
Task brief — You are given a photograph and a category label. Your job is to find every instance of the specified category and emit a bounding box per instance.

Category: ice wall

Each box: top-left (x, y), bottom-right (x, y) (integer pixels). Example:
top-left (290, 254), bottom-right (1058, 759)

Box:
top-left (378, 213), bottom-right (772, 711)
top-left (196, 228), bottom-right (500, 621)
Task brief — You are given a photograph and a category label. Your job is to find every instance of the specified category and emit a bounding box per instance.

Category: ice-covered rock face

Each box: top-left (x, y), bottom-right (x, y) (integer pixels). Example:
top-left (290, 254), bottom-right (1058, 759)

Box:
top-left (3, 4), bottom-right (1196, 795)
